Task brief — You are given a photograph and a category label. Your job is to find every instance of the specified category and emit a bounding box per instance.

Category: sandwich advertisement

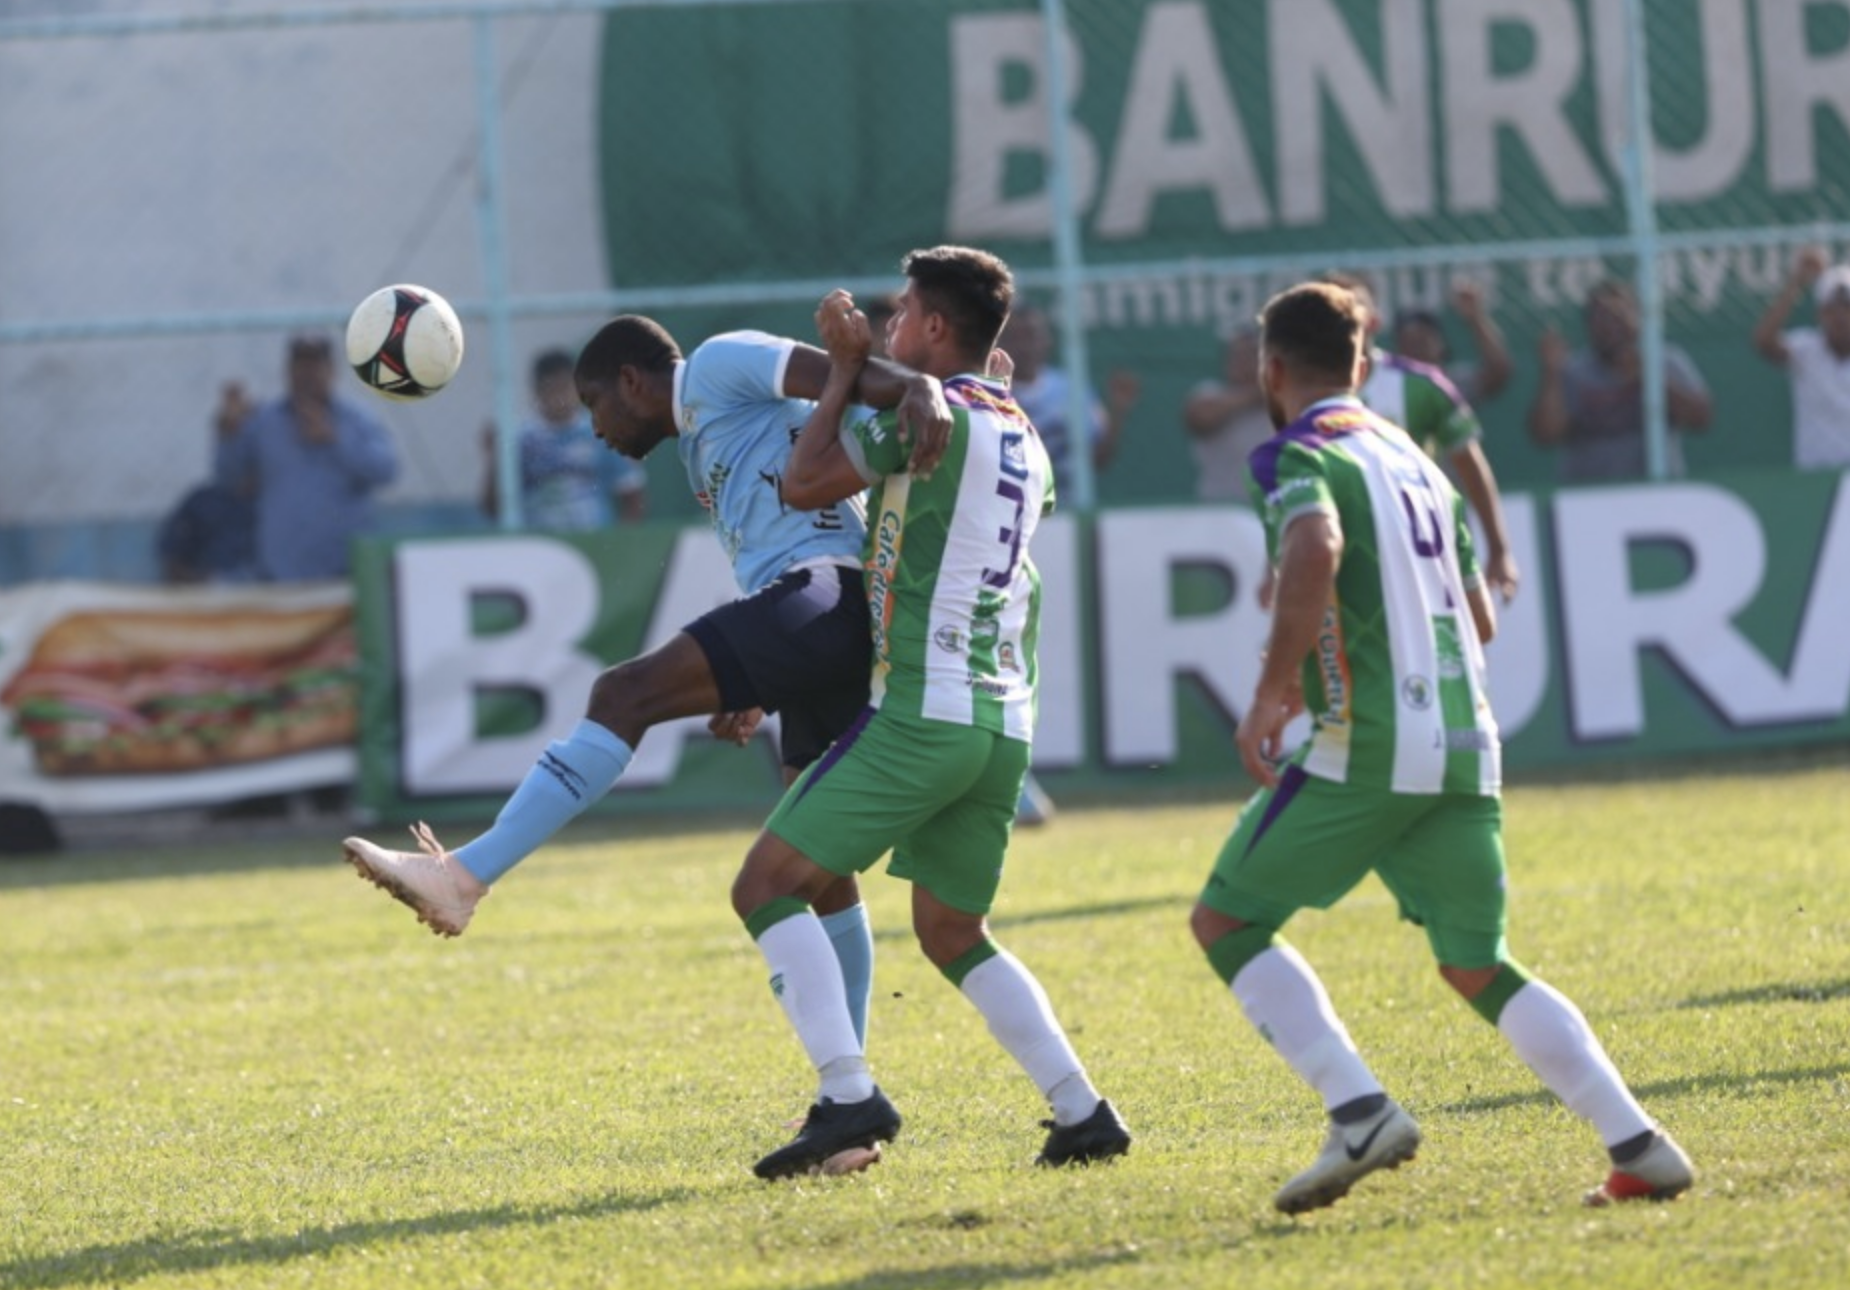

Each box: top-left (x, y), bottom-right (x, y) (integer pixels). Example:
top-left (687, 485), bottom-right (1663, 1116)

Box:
top-left (0, 580), bottom-right (358, 813)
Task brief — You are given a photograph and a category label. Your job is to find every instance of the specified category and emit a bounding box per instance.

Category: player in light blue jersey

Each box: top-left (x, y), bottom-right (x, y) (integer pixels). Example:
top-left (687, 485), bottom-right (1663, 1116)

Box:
top-left (672, 328), bottom-right (868, 595)
top-left (345, 318), bottom-right (949, 1127)
top-left (1190, 281), bottom-right (1691, 1213)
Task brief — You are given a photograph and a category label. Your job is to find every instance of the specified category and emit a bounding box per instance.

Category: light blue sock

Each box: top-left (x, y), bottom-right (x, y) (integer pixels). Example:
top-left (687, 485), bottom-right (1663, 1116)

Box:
top-left (453, 720), bottom-right (633, 884)
top-left (819, 902), bottom-right (874, 1048)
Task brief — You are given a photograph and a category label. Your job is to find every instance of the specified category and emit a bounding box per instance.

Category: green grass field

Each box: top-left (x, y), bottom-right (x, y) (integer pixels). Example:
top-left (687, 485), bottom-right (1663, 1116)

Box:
top-left (5, 755), bottom-right (1847, 1289)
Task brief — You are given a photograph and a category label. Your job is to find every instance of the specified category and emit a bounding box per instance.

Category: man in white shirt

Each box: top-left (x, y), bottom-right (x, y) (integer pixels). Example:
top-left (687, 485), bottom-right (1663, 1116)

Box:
top-left (1753, 248), bottom-right (1850, 470)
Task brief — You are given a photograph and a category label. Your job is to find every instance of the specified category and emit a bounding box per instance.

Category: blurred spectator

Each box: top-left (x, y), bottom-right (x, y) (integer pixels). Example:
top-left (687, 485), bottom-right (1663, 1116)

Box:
top-left (1527, 279), bottom-right (1712, 483)
top-left (159, 393), bottom-right (257, 584)
top-left (998, 303), bottom-right (1140, 502)
top-left (1751, 247), bottom-right (1850, 470)
top-left (213, 335), bottom-right (399, 580)
top-left (1389, 279), bottom-right (1514, 407)
top-left (156, 478), bottom-right (255, 584)
top-left (863, 292), bottom-right (900, 358)
top-left (1327, 272), bottom-right (1518, 601)
top-left (1181, 326), bottom-right (1269, 502)
top-left (482, 347), bottom-right (647, 530)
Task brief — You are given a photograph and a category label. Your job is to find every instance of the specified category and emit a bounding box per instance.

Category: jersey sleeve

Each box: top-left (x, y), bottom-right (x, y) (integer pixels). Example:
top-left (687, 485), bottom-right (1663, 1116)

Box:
top-left (1409, 367), bottom-right (1482, 453)
top-left (686, 331), bottom-right (795, 409)
top-left (1251, 439), bottom-right (1336, 562)
top-left (843, 408), bottom-right (908, 483)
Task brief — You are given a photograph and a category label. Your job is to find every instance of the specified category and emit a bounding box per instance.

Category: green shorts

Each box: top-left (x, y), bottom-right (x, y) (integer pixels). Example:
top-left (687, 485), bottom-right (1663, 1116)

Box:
top-left (1198, 765), bottom-right (1509, 968)
top-left (767, 706), bottom-right (1030, 915)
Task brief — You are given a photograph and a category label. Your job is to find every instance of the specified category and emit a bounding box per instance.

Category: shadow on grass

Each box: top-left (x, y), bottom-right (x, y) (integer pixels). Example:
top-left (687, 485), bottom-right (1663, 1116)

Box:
top-left (1434, 1060), bottom-right (1850, 1116)
top-left (0, 1186), bottom-right (697, 1290)
top-left (1677, 978), bottom-right (1850, 1008)
top-left (818, 1248), bottom-right (1142, 1290)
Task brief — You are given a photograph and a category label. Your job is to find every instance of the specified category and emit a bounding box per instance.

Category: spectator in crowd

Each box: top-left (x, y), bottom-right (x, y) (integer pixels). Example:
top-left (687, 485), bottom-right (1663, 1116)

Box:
top-left (863, 292), bottom-right (900, 357)
top-left (1181, 326), bottom-right (1269, 503)
top-left (156, 452), bottom-right (256, 585)
top-left (213, 335), bottom-right (400, 580)
top-left (1751, 246), bottom-right (1850, 471)
top-left (1526, 279), bottom-right (1712, 483)
top-left (998, 303), bottom-right (1140, 502)
top-left (482, 347), bottom-right (648, 530)
top-left (1389, 278), bottom-right (1514, 408)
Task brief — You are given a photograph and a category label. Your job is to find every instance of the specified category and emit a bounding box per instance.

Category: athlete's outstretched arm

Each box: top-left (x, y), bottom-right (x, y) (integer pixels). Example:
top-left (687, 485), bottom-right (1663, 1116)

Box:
top-left (783, 291), bottom-right (877, 511)
top-left (1446, 440), bottom-right (1518, 603)
top-left (785, 336), bottom-right (952, 477)
top-left (1466, 580), bottom-right (1498, 647)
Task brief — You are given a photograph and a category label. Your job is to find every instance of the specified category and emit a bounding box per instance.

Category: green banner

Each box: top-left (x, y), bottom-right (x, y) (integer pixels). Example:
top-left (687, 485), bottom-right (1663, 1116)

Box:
top-left (597, 0), bottom-right (1850, 520)
top-left (352, 468), bottom-right (1850, 823)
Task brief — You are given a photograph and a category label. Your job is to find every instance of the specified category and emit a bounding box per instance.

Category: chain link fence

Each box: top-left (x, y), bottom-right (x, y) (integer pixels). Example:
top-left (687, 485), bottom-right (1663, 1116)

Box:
top-left (4, 0), bottom-right (1848, 580)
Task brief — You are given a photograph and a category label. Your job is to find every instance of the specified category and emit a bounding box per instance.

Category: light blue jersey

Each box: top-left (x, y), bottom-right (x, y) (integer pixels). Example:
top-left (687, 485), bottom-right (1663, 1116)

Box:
top-left (673, 330), bottom-right (867, 594)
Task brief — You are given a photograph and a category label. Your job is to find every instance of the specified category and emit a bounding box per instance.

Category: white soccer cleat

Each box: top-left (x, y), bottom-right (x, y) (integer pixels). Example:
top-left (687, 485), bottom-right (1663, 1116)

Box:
top-left (1584, 1131), bottom-right (1694, 1206)
top-left (343, 821), bottom-right (484, 938)
top-left (1274, 1100), bottom-right (1422, 1215)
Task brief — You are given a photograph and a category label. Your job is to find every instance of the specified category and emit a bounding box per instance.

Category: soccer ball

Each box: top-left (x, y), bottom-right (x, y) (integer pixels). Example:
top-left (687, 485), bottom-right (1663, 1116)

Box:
top-left (345, 284), bottom-right (465, 401)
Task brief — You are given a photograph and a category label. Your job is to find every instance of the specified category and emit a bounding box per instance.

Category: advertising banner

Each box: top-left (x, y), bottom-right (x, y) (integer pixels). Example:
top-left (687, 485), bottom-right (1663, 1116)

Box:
top-left (595, 0), bottom-right (1850, 503)
top-left (0, 580), bottom-right (357, 814)
top-left (350, 467), bottom-right (1850, 823)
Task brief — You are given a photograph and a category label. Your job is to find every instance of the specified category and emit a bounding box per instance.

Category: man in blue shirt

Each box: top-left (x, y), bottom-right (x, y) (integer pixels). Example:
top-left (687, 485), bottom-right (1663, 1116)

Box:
top-left (345, 318), bottom-right (948, 1122)
top-left (214, 335), bottom-right (399, 580)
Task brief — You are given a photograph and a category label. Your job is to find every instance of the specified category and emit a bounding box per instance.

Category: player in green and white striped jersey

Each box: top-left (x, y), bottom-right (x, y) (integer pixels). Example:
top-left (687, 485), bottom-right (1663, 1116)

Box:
top-left (728, 247), bottom-right (1129, 1180)
top-left (1326, 272), bottom-right (1520, 603)
top-left (1191, 281), bottom-right (1692, 1214)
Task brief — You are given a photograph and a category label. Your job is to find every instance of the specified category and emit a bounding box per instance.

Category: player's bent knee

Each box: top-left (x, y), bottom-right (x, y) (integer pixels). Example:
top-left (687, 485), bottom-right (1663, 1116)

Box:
top-left (589, 649), bottom-right (705, 739)
top-left (1189, 901), bottom-right (1245, 953)
top-left (1442, 957), bottom-right (1533, 1025)
top-left (812, 875), bottom-right (861, 917)
top-left (912, 903), bottom-right (987, 972)
top-left (1201, 920), bottom-right (1280, 985)
top-left (586, 659), bottom-right (646, 729)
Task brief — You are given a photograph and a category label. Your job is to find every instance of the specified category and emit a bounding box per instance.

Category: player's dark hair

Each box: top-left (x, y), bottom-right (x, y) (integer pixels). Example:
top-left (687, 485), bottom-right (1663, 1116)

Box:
top-left (576, 316), bottom-right (682, 384)
top-left (531, 347), bottom-right (575, 387)
top-left (1260, 282), bottom-right (1366, 384)
top-left (901, 245), bottom-right (1014, 360)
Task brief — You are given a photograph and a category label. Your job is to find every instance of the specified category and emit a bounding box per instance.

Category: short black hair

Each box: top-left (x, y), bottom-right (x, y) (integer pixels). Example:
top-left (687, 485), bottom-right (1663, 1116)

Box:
top-left (575, 316), bottom-right (682, 385)
top-left (531, 347), bottom-right (575, 387)
top-left (1260, 282), bottom-right (1367, 383)
top-left (901, 245), bottom-right (1014, 357)
top-left (1392, 308), bottom-right (1443, 336)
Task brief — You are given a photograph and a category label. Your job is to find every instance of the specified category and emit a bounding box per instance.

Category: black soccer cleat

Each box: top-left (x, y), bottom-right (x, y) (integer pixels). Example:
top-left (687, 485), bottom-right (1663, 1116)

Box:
top-left (1036, 1098), bottom-right (1132, 1167)
top-left (753, 1089), bottom-right (903, 1180)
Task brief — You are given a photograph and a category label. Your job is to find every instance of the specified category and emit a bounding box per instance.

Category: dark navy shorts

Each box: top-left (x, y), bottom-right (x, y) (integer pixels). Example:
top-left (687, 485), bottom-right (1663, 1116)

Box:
top-left (683, 562), bottom-right (872, 771)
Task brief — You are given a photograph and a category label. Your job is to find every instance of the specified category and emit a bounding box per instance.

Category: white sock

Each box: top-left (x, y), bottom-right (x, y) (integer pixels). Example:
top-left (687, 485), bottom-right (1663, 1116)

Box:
top-left (1232, 944), bottom-right (1383, 1113)
top-left (1498, 979), bottom-right (1653, 1147)
top-left (960, 950), bottom-right (1100, 1125)
top-left (756, 913), bottom-right (873, 1103)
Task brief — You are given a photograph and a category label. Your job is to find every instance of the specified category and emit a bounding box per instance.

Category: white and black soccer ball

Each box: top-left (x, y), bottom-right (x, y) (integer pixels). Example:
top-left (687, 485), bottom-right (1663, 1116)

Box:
top-left (345, 284), bottom-right (465, 401)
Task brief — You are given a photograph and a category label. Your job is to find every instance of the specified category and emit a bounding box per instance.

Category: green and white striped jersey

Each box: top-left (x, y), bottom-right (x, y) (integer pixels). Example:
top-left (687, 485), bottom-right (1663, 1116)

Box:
top-left (839, 373), bottom-right (1051, 741)
top-left (1247, 396), bottom-right (1500, 795)
top-left (1363, 349), bottom-right (1481, 456)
